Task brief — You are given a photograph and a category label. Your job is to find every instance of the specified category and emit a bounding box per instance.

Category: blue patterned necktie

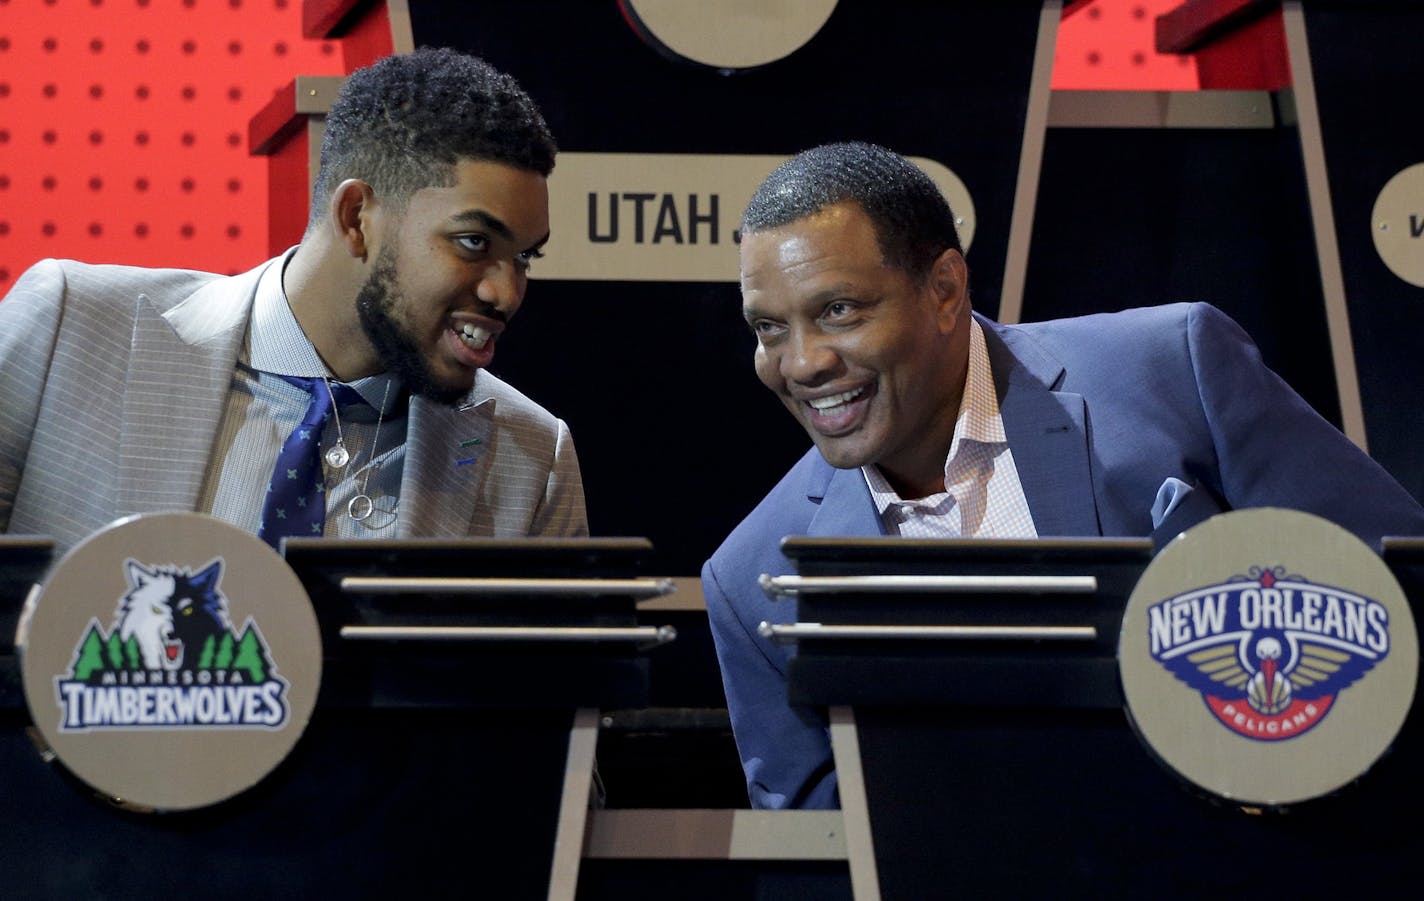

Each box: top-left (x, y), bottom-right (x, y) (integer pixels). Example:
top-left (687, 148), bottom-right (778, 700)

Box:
top-left (258, 376), bottom-right (365, 549)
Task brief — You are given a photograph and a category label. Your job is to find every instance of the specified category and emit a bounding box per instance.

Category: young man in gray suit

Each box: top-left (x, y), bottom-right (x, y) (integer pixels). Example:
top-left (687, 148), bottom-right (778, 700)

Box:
top-left (0, 48), bottom-right (586, 555)
top-left (704, 142), bottom-right (1424, 810)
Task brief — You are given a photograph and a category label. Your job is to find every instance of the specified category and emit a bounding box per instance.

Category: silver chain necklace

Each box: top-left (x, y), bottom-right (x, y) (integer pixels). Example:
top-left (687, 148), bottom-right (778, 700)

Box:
top-left (321, 377), bottom-right (352, 469)
top-left (321, 377), bottom-right (393, 522)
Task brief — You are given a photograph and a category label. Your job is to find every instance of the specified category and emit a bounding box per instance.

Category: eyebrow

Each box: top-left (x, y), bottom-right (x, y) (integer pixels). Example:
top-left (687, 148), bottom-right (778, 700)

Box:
top-left (449, 209), bottom-right (514, 241)
top-left (745, 283), bottom-right (858, 313)
top-left (804, 284), bottom-right (857, 304)
top-left (450, 209), bottom-right (550, 253)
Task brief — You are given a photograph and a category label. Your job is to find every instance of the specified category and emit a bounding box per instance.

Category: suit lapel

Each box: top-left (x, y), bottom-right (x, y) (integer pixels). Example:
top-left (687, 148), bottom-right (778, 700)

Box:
top-left (807, 460), bottom-right (885, 537)
top-left (796, 314), bottom-right (1106, 540)
top-left (118, 268), bottom-right (260, 517)
top-left (399, 392), bottom-right (494, 537)
top-left (982, 316), bottom-right (1102, 537)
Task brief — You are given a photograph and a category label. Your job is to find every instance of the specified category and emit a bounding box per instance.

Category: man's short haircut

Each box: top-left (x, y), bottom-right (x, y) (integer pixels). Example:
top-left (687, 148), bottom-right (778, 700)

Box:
top-left (741, 141), bottom-right (962, 279)
top-left (309, 47), bottom-right (556, 227)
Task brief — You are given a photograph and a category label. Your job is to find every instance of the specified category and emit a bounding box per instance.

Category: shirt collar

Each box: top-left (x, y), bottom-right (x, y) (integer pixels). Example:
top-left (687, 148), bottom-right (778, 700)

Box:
top-left (953, 316), bottom-right (1007, 449)
top-left (245, 247), bottom-right (403, 413)
top-left (863, 317), bottom-right (1004, 512)
top-left (248, 247), bottom-right (326, 377)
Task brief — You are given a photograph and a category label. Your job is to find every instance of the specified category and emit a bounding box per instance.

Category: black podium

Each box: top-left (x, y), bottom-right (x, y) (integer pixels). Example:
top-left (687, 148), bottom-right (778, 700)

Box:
top-left (769, 536), bottom-right (1424, 900)
top-left (3, 535), bottom-right (673, 900)
top-left (0, 537), bottom-right (52, 712)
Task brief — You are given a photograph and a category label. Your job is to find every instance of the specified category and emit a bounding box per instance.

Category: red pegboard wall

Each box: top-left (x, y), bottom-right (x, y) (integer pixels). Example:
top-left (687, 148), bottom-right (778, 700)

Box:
top-left (0, 0), bottom-right (349, 290)
top-left (1053, 0), bottom-right (1199, 90)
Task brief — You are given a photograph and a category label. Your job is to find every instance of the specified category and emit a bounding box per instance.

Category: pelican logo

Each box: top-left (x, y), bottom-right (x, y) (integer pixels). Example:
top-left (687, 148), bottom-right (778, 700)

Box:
top-left (1148, 566), bottom-right (1390, 742)
top-left (1120, 509), bottom-right (1418, 807)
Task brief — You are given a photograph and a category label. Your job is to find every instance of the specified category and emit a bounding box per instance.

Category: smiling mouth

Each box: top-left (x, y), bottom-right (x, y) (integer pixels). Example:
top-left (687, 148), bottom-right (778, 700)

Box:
top-left (457, 322), bottom-right (492, 350)
top-left (805, 386), bottom-right (867, 413)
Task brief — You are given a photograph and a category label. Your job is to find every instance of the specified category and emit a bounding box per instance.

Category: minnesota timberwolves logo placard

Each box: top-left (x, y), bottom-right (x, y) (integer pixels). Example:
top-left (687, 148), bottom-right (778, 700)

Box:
top-left (1120, 509), bottom-right (1417, 807)
top-left (54, 558), bottom-right (290, 732)
top-left (18, 513), bottom-right (322, 811)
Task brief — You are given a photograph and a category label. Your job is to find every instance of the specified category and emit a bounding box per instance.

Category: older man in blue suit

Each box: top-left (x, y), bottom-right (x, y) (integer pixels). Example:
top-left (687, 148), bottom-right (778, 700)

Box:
top-left (702, 141), bottom-right (1424, 810)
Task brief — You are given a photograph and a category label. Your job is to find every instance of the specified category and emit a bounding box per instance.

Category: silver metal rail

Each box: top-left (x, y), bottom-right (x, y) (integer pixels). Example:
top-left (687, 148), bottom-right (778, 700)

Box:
top-left (339, 625), bottom-right (677, 646)
top-left (758, 622), bottom-right (1097, 644)
top-left (758, 573), bottom-right (1099, 598)
top-left (340, 576), bottom-right (676, 598)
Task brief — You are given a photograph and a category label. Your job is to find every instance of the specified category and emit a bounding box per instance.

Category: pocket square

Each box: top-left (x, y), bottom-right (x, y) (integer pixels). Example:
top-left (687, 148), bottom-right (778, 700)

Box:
top-left (1151, 477), bottom-right (1194, 530)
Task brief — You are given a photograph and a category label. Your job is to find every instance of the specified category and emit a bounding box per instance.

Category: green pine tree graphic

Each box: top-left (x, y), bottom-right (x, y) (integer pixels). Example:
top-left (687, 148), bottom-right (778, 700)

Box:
top-left (214, 632), bottom-right (235, 670)
top-left (105, 631), bottom-right (124, 669)
top-left (231, 626), bottom-right (269, 683)
top-left (72, 627), bottom-right (106, 681)
top-left (197, 634), bottom-right (217, 669)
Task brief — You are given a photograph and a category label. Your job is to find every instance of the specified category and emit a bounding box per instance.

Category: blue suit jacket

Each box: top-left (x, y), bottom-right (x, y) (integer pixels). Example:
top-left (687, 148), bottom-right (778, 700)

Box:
top-left (702, 302), bottom-right (1424, 809)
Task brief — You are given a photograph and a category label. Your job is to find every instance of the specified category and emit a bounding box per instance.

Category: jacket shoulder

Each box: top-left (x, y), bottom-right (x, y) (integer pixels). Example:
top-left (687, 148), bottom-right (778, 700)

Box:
top-left (997, 302), bottom-right (1200, 346)
top-left (473, 369), bottom-right (566, 431)
top-left (7, 258), bottom-right (223, 318)
top-left (708, 448), bottom-right (827, 574)
top-left (988, 302), bottom-right (1209, 389)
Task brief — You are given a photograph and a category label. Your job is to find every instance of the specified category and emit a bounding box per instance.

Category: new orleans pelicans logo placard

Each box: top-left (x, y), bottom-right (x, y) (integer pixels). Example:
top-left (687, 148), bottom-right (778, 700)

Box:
top-left (1119, 509), bottom-right (1417, 808)
top-left (19, 513), bottom-right (321, 811)
top-left (1148, 565), bottom-right (1390, 742)
top-left (54, 558), bottom-right (290, 732)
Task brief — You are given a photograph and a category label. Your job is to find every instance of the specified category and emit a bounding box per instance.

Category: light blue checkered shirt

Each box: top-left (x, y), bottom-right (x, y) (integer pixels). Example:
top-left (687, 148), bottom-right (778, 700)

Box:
top-left (864, 318), bottom-right (1038, 539)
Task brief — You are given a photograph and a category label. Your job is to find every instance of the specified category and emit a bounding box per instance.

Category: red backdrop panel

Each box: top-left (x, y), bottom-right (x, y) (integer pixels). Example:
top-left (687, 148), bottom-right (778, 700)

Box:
top-left (0, 0), bottom-right (348, 288)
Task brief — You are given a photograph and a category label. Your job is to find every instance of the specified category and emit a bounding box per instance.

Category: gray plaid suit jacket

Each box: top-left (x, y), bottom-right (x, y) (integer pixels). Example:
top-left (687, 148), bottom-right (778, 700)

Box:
top-left (0, 257), bottom-right (587, 555)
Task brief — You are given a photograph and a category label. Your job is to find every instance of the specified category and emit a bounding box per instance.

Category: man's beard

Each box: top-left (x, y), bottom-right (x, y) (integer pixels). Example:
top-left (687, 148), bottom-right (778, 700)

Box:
top-left (355, 251), bottom-right (471, 407)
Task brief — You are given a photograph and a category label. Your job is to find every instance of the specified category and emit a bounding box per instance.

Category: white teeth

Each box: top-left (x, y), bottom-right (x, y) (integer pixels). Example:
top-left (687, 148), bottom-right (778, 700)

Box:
top-left (807, 387), bottom-right (865, 411)
top-left (459, 323), bottom-right (491, 350)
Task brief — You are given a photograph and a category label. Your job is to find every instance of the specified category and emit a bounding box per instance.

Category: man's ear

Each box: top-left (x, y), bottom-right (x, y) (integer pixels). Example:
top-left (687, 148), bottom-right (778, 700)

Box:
top-left (329, 179), bottom-right (378, 260)
top-left (929, 247), bottom-right (970, 332)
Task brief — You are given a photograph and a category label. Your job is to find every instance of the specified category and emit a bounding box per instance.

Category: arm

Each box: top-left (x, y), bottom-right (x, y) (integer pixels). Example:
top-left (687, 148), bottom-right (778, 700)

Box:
top-left (528, 418), bottom-right (588, 537)
top-left (702, 556), bottom-right (839, 809)
top-left (0, 261), bottom-right (66, 532)
top-left (1187, 302), bottom-right (1424, 544)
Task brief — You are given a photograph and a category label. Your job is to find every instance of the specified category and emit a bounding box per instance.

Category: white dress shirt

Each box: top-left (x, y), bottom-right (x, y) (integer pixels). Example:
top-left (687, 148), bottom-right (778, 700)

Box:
top-left (864, 318), bottom-right (1038, 539)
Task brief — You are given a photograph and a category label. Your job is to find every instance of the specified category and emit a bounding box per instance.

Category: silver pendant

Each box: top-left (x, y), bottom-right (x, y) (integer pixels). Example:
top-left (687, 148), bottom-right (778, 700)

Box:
top-left (325, 443), bottom-right (350, 468)
top-left (348, 494), bottom-right (375, 521)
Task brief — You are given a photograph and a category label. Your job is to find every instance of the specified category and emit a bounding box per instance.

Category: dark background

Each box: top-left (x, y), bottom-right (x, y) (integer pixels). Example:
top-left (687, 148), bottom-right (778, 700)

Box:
top-left (412, 0), bottom-right (1422, 578)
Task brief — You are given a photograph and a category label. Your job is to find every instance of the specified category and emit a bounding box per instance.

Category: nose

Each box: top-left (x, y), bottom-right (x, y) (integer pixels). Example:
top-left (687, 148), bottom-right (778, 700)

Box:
top-left (475, 260), bottom-right (525, 315)
top-left (781, 328), bottom-right (841, 386)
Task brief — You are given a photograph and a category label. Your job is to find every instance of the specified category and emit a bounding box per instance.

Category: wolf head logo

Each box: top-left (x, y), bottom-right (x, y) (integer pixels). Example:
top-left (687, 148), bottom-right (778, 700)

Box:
top-left (116, 558), bottom-right (231, 670)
